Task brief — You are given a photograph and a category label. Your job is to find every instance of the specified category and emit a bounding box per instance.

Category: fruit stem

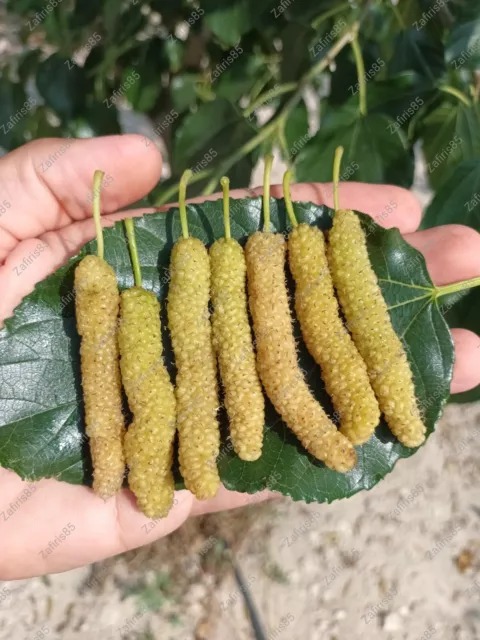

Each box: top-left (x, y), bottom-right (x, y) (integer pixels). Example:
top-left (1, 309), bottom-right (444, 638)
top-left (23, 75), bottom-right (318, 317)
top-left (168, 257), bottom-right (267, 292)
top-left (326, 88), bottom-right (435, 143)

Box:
top-left (283, 170), bottom-right (298, 228)
top-left (333, 146), bottom-right (344, 212)
top-left (124, 218), bottom-right (143, 289)
top-left (351, 35), bottom-right (367, 116)
top-left (433, 276), bottom-right (480, 299)
top-left (179, 169), bottom-right (192, 239)
top-left (221, 176), bottom-right (231, 239)
top-left (92, 170), bottom-right (105, 261)
top-left (263, 153), bottom-right (274, 233)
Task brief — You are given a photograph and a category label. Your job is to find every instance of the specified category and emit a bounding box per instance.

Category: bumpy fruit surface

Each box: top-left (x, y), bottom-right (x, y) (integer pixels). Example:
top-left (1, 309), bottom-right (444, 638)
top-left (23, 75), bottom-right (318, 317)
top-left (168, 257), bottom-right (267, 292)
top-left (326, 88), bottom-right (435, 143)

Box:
top-left (327, 209), bottom-right (426, 447)
top-left (288, 223), bottom-right (380, 445)
top-left (245, 231), bottom-right (357, 473)
top-left (119, 287), bottom-right (176, 518)
top-left (75, 255), bottom-right (125, 498)
top-left (168, 237), bottom-right (220, 498)
top-left (210, 237), bottom-right (265, 461)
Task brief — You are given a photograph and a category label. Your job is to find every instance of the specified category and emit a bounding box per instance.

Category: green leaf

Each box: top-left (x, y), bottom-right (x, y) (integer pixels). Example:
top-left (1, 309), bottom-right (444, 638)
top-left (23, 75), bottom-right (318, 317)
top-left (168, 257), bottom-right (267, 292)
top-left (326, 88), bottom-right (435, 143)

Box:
top-left (421, 160), bottom-right (480, 406)
top-left (172, 98), bottom-right (258, 193)
top-left (295, 103), bottom-right (414, 188)
top-left (202, 0), bottom-right (255, 47)
top-left (389, 27), bottom-right (445, 84)
top-left (280, 21), bottom-right (316, 85)
top-left (171, 74), bottom-right (200, 114)
top-left (36, 53), bottom-right (89, 122)
top-left (0, 198), bottom-right (454, 503)
top-left (420, 102), bottom-right (480, 190)
top-left (121, 65), bottom-right (162, 113)
top-left (421, 160), bottom-right (480, 231)
top-left (365, 72), bottom-right (435, 131)
top-left (215, 54), bottom-right (267, 104)
top-left (446, 20), bottom-right (480, 71)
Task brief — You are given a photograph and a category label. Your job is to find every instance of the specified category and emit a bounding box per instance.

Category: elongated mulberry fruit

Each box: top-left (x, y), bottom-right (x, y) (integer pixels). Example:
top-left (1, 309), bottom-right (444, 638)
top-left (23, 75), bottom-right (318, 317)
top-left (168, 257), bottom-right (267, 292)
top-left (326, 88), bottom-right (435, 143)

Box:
top-left (210, 178), bottom-right (265, 461)
top-left (288, 221), bottom-right (380, 445)
top-left (168, 171), bottom-right (220, 499)
top-left (327, 208), bottom-right (426, 447)
top-left (244, 156), bottom-right (356, 472)
top-left (75, 170), bottom-right (125, 499)
top-left (75, 254), bottom-right (126, 498)
top-left (119, 218), bottom-right (177, 519)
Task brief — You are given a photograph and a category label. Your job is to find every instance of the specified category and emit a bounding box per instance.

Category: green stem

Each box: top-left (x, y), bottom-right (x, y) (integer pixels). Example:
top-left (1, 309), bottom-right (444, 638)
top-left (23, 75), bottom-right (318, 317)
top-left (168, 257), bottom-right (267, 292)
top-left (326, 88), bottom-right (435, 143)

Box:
top-left (333, 146), bottom-right (344, 211)
top-left (124, 218), bottom-right (143, 288)
top-left (390, 2), bottom-right (406, 30)
top-left (179, 170), bottom-right (192, 239)
top-left (220, 177), bottom-right (231, 239)
top-left (263, 154), bottom-right (274, 233)
top-left (433, 276), bottom-right (480, 299)
top-left (154, 168), bottom-right (212, 207)
top-left (438, 84), bottom-right (472, 107)
top-left (243, 82), bottom-right (297, 118)
top-left (351, 36), bottom-right (367, 116)
top-left (311, 1), bottom-right (350, 29)
top-left (283, 170), bottom-right (298, 228)
top-left (92, 170), bottom-right (105, 261)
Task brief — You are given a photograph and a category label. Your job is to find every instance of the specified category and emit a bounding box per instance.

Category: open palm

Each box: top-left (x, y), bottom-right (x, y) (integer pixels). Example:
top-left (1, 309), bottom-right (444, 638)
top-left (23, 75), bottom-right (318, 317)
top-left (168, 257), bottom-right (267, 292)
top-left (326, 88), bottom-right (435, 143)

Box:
top-left (0, 134), bottom-right (479, 580)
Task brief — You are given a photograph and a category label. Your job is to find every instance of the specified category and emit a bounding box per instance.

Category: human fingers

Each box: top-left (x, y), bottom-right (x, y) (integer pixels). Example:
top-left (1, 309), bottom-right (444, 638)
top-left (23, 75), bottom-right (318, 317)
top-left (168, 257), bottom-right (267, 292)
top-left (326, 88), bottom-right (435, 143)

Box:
top-left (0, 468), bottom-right (194, 580)
top-left (0, 135), bottom-right (161, 261)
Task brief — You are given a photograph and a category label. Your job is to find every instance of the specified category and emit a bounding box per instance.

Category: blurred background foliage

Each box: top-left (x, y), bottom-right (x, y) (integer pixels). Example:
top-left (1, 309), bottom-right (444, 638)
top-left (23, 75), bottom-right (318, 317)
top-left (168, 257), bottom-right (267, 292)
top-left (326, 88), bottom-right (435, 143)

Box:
top-left (1, 0), bottom-right (480, 402)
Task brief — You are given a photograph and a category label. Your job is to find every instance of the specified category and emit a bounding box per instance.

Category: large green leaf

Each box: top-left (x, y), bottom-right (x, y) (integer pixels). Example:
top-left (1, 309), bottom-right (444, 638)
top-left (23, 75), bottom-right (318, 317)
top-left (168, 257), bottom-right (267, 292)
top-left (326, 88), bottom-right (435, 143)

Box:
top-left (295, 103), bottom-right (414, 187)
top-left (421, 159), bottom-right (480, 405)
top-left (0, 198), bottom-right (454, 503)
top-left (420, 102), bottom-right (480, 190)
top-left (202, 0), bottom-right (260, 47)
top-left (172, 98), bottom-right (258, 193)
top-left (36, 54), bottom-right (89, 122)
top-left (389, 27), bottom-right (445, 83)
top-left (422, 160), bottom-right (480, 231)
top-left (366, 72), bottom-right (435, 133)
top-left (446, 20), bottom-right (480, 71)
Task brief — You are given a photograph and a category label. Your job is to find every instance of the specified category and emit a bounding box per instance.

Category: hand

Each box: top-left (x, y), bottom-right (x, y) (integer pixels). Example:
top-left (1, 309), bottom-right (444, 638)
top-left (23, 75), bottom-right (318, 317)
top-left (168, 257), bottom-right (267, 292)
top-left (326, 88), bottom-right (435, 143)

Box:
top-left (0, 135), bottom-right (479, 580)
